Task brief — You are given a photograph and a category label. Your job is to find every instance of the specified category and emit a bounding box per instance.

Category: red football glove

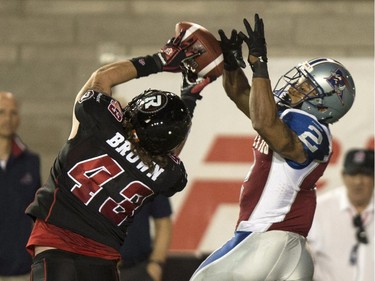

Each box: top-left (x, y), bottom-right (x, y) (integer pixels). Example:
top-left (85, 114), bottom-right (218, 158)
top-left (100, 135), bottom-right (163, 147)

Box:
top-left (181, 69), bottom-right (215, 100)
top-left (180, 69), bottom-right (215, 117)
top-left (154, 30), bottom-right (199, 72)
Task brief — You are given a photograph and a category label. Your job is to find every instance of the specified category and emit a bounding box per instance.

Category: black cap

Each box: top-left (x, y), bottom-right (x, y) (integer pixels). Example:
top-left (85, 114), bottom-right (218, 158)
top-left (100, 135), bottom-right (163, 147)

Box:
top-left (343, 149), bottom-right (374, 175)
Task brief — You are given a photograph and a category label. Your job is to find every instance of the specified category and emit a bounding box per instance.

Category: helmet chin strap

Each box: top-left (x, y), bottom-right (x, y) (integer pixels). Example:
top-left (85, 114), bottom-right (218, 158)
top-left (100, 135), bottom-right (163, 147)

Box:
top-left (276, 92), bottom-right (301, 109)
top-left (276, 100), bottom-right (291, 109)
top-left (280, 93), bottom-right (292, 106)
top-left (318, 115), bottom-right (333, 124)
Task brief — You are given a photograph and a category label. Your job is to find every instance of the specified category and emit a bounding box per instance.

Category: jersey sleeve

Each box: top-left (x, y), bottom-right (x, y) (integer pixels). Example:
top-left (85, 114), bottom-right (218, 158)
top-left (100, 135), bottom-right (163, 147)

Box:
top-left (150, 195), bottom-right (172, 218)
top-left (75, 90), bottom-right (124, 129)
top-left (280, 109), bottom-right (332, 167)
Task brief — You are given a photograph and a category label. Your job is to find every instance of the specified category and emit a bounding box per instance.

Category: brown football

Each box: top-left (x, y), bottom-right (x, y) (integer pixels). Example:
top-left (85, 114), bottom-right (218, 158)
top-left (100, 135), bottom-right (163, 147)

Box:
top-left (175, 21), bottom-right (224, 79)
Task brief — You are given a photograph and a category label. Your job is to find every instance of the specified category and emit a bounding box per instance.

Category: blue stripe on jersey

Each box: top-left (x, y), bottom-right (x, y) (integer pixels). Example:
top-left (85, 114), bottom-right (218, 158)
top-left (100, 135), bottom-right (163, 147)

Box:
top-left (279, 109), bottom-right (331, 169)
top-left (195, 231), bottom-right (252, 272)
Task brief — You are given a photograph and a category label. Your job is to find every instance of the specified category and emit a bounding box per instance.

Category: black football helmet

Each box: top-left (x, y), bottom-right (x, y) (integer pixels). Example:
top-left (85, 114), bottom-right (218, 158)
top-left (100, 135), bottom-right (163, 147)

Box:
top-left (123, 89), bottom-right (192, 155)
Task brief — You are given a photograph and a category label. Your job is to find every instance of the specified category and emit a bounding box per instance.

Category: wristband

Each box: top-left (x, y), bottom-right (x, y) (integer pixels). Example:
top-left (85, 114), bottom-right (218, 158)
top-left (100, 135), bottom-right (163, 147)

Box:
top-left (223, 56), bottom-right (240, 71)
top-left (130, 55), bottom-right (162, 78)
top-left (224, 63), bottom-right (240, 71)
top-left (249, 57), bottom-right (269, 79)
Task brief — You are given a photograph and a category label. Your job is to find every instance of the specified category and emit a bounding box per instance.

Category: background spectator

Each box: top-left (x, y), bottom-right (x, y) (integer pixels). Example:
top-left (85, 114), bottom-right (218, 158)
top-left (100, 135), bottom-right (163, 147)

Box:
top-left (308, 148), bottom-right (374, 281)
top-left (118, 195), bottom-right (172, 281)
top-left (0, 91), bottom-right (41, 281)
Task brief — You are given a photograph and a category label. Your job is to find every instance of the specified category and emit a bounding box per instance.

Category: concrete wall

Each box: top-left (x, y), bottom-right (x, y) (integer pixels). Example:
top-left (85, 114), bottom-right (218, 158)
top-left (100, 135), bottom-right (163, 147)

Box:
top-left (0, 0), bottom-right (373, 181)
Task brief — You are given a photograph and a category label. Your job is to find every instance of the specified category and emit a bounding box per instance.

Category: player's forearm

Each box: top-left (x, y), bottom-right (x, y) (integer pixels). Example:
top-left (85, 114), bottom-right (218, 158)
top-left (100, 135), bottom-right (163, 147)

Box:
top-left (77, 60), bottom-right (137, 100)
top-left (249, 77), bottom-right (278, 132)
top-left (96, 60), bottom-right (138, 87)
top-left (149, 217), bottom-right (172, 263)
top-left (223, 68), bottom-right (251, 117)
top-left (250, 77), bottom-right (307, 163)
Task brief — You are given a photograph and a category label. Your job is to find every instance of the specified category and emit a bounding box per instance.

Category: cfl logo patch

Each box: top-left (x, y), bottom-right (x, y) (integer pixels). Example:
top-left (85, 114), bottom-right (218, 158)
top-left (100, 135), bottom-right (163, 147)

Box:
top-left (108, 100), bottom-right (123, 122)
top-left (164, 47), bottom-right (173, 56)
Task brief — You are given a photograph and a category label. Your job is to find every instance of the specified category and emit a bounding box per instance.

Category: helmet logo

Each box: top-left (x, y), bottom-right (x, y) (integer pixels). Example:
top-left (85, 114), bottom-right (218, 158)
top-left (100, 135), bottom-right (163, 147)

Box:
top-left (139, 94), bottom-right (168, 113)
top-left (79, 90), bottom-right (95, 103)
top-left (325, 69), bottom-right (347, 103)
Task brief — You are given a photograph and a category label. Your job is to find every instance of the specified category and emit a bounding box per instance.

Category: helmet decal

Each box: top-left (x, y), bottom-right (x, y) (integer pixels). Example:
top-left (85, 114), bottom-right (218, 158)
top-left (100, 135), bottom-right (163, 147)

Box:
top-left (125, 89), bottom-right (192, 155)
top-left (325, 68), bottom-right (347, 104)
top-left (139, 93), bottom-right (168, 114)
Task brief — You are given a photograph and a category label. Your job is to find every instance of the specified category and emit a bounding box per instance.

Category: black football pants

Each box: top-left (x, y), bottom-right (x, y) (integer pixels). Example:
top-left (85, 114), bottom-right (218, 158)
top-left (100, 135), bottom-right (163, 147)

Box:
top-left (31, 249), bottom-right (119, 281)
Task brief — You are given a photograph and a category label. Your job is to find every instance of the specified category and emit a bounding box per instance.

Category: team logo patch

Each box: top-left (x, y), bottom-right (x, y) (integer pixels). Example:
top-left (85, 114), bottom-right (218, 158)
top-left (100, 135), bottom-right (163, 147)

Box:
top-left (79, 90), bottom-right (95, 103)
top-left (325, 69), bottom-right (347, 103)
top-left (139, 93), bottom-right (168, 114)
top-left (108, 99), bottom-right (123, 122)
top-left (352, 150), bottom-right (366, 164)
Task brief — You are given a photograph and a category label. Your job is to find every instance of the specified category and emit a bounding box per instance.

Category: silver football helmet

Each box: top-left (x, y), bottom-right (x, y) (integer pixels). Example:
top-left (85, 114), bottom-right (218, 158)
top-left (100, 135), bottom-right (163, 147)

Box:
top-left (273, 57), bottom-right (355, 123)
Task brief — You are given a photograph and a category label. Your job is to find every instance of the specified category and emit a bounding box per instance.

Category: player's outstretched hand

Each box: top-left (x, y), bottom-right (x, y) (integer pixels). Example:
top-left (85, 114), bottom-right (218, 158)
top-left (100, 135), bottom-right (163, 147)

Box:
top-left (181, 69), bottom-right (215, 100)
top-left (154, 30), bottom-right (199, 72)
top-left (238, 13), bottom-right (269, 78)
top-left (239, 13), bottom-right (268, 64)
top-left (218, 29), bottom-right (246, 71)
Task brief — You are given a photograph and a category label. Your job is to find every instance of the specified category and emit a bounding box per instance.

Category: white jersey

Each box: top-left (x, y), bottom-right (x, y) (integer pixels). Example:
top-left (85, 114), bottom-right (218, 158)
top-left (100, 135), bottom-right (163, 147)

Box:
top-left (236, 109), bottom-right (332, 237)
top-left (308, 187), bottom-right (374, 281)
top-left (190, 109), bottom-right (332, 281)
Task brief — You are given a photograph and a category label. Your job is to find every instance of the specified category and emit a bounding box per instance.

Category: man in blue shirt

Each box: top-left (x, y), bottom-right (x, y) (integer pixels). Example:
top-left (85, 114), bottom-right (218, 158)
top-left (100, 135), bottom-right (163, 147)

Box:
top-left (0, 91), bottom-right (41, 281)
top-left (118, 195), bottom-right (172, 281)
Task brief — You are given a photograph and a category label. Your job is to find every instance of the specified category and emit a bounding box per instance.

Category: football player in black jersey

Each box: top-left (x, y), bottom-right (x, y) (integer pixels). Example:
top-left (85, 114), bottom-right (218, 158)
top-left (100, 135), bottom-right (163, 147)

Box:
top-left (25, 30), bottom-right (214, 281)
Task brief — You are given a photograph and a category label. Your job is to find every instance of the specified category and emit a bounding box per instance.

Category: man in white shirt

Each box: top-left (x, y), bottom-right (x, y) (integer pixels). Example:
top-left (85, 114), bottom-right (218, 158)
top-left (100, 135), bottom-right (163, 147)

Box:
top-left (308, 148), bottom-right (374, 281)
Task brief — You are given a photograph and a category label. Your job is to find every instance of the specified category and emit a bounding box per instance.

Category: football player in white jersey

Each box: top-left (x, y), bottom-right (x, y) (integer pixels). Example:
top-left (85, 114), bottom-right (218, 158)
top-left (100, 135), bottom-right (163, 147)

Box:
top-left (190, 13), bottom-right (355, 281)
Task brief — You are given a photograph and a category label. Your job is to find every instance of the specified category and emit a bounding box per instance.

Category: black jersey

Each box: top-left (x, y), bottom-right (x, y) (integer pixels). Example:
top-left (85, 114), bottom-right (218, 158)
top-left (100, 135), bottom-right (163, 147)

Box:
top-left (26, 90), bottom-right (188, 250)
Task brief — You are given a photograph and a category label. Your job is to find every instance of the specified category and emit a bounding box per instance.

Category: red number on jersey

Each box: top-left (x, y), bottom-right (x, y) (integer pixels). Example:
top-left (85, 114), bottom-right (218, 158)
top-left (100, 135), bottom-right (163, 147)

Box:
top-left (68, 154), bottom-right (154, 225)
top-left (100, 181), bottom-right (153, 225)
